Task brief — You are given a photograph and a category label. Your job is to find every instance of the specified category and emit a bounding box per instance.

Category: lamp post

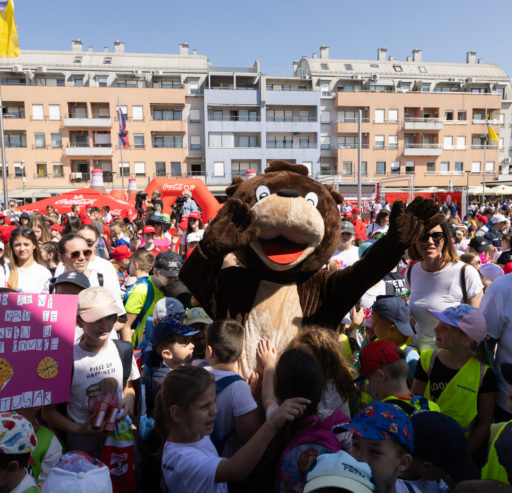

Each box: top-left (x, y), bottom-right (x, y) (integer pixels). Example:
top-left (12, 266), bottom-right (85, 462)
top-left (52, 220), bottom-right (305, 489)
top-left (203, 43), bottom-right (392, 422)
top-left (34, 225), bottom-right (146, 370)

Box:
top-left (21, 160), bottom-right (25, 205)
top-left (465, 170), bottom-right (471, 217)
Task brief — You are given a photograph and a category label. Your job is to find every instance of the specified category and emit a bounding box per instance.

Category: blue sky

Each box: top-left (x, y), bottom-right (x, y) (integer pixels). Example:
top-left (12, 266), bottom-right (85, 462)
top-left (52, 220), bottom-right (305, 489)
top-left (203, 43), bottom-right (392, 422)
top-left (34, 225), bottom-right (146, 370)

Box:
top-left (14, 0), bottom-right (512, 77)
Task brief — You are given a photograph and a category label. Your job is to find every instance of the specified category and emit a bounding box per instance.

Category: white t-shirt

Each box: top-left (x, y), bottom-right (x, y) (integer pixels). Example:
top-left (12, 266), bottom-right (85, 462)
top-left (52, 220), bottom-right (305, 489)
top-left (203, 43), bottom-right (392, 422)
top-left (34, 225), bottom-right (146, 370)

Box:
top-left (480, 274), bottom-right (512, 410)
top-left (331, 246), bottom-right (359, 269)
top-left (162, 436), bottom-right (227, 493)
top-left (180, 229), bottom-right (205, 246)
top-left (205, 366), bottom-right (257, 457)
top-left (10, 471), bottom-right (38, 493)
top-left (0, 261), bottom-right (9, 288)
top-left (16, 262), bottom-right (51, 293)
top-left (395, 479), bottom-right (421, 493)
top-left (407, 261), bottom-right (483, 352)
top-left (366, 223), bottom-right (389, 238)
top-left (67, 339), bottom-right (140, 424)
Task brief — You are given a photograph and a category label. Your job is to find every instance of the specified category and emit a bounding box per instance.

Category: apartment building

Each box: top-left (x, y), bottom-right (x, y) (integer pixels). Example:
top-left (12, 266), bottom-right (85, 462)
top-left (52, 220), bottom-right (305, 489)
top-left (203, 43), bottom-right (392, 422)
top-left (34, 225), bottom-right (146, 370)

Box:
top-left (0, 40), bottom-right (510, 200)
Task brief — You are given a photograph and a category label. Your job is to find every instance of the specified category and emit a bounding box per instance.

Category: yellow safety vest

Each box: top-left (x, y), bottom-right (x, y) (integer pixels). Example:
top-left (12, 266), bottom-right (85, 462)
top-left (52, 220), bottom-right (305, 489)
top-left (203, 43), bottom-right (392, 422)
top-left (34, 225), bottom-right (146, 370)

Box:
top-left (382, 394), bottom-right (441, 414)
top-left (340, 333), bottom-right (352, 362)
top-left (481, 421), bottom-right (511, 484)
top-left (420, 349), bottom-right (486, 432)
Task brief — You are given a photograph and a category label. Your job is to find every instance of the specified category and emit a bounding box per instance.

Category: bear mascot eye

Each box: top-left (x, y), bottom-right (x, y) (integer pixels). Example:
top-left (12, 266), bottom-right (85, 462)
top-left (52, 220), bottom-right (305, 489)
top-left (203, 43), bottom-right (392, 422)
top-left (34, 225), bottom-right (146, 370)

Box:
top-left (304, 191), bottom-right (319, 208)
top-left (255, 185), bottom-right (271, 202)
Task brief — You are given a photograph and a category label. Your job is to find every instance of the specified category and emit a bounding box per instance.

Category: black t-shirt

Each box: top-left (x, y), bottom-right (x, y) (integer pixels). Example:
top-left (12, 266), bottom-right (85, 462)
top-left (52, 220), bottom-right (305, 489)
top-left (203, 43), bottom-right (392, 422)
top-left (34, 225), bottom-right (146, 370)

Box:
top-left (383, 271), bottom-right (408, 297)
top-left (414, 353), bottom-right (497, 401)
top-left (497, 250), bottom-right (512, 265)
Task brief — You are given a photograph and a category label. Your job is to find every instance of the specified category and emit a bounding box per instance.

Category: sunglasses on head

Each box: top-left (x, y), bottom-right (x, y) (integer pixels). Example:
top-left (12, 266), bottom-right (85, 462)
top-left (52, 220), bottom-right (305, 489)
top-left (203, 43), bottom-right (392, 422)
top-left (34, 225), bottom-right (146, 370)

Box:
top-left (419, 232), bottom-right (445, 243)
top-left (70, 249), bottom-right (93, 260)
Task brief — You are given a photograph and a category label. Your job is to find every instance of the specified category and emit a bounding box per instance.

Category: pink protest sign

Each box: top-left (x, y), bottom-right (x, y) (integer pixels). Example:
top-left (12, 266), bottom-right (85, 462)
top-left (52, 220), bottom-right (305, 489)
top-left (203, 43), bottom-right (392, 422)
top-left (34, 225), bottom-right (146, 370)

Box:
top-left (0, 293), bottom-right (77, 411)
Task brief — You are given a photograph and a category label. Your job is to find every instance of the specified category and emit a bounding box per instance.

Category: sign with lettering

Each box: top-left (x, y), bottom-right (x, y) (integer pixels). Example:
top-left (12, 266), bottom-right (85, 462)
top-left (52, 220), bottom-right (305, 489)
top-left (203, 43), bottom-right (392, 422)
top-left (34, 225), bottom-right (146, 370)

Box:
top-left (0, 293), bottom-right (77, 411)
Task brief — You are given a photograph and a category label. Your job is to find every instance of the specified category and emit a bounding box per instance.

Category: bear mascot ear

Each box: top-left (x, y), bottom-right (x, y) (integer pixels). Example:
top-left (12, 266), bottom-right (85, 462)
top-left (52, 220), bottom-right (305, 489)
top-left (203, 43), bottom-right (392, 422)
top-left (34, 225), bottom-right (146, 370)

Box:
top-left (225, 176), bottom-right (244, 198)
top-left (325, 185), bottom-right (344, 205)
top-left (265, 160), bottom-right (309, 176)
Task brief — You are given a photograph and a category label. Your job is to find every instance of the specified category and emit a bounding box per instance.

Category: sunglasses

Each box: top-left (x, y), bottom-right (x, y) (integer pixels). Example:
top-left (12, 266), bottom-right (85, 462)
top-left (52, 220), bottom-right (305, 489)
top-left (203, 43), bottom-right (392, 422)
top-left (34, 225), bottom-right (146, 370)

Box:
top-left (69, 249), bottom-right (93, 260)
top-left (419, 232), bottom-right (445, 244)
top-left (83, 239), bottom-right (95, 247)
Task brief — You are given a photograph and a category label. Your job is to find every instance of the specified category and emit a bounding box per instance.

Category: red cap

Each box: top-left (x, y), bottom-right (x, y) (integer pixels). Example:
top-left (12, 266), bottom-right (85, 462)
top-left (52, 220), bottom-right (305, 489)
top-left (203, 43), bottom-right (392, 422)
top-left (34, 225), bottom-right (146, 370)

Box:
top-left (476, 214), bottom-right (488, 224)
top-left (0, 212), bottom-right (4, 218)
top-left (189, 211), bottom-right (202, 220)
top-left (81, 217), bottom-right (94, 226)
top-left (112, 245), bottom-right (132, 260)
top-left (352, 206), bottom-right (360, 214)
top-left (142, 225), bottom-right (156, 234)
top-left (0, 225), bottom-right (17, 244)
top-left (178, 217), bottom-right (188, 230)
top-left (356, 340), bottom-right (402, 381)
top-left (50, 224), bottom-right (63, 232)
top-left (343, 212), bottom-right (352, 218)
top-left (503, 262), bottom-right (512, 275)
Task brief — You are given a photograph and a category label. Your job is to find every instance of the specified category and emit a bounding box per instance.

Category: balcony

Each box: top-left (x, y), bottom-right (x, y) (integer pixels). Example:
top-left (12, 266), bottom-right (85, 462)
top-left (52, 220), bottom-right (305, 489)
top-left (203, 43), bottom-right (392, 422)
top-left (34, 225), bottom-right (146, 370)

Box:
top-left (65, 146), bottom-right (113, 157)
top-left (69, 172), bottom-right (91, 183)
top-left (64, 116), bottom-right (112, 128)
top-left (403, 144), bottom-right (443, 156)
top-left (404, 117), bottom-right (443, 131)
top-left (265, 89), bottom-right (320, 106)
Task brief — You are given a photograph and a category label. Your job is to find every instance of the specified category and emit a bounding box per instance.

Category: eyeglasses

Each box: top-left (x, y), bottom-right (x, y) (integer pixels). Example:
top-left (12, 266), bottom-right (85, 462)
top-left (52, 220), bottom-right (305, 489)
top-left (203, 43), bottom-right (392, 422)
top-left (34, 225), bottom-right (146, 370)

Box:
top-left (12, 228), bottom-right (33, 236)
top-left (69, 249), bottom-right (93, 260)
top-left (418, 232), bottom-right (445, 244)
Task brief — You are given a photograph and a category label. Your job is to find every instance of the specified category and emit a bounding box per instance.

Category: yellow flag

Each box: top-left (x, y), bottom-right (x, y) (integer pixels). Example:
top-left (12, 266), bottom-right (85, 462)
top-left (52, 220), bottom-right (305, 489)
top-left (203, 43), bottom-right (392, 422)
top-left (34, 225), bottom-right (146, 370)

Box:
top-left (486, 114), bottom-right (500, 143)
top-left (0, 0), bottom-right (19, 58)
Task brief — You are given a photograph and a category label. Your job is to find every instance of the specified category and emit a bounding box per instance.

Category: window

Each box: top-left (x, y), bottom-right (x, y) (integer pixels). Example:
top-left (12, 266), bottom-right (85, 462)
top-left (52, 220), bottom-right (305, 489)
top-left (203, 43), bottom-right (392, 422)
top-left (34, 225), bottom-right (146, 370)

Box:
top-left (376, 161), bottom-right (386, 175)
top-left (454, 161), bottom-right (463, 172)
top-left (188, 78), bottom-right (199, 94)
top-left (443, 136), bottom-right (453, 149)
top-left (457, 111), bottom-right (467, 121)
top-left (152, 135), bottom-right (183, 148)
top-left (337, 135), bottom-right (357, 148)
top-left (445, 110), bottom-right (454, 121)
top-left (190, 136), bottom-right (201, 150)
top-left (344, 64), bottom-right (353, 70)
top-left (375, 109), bottom-right (385, 123)
top-left (426, 161), bottom-right (436, 174)
top-left (472, 161), bottom-right (481, 173)
top-left (299, 137), bottom-right (310, 148)
top-left (388, 109), bottom-right (398, 123)
top-left (134, 162), bottom-right (145, 176)
top-left (51, 133), bottom-right (62, 148)
top-left (155, 162), bottom-right (166, 177)
top-left (440, 162), bottom-right (450, 173)
top-left (419, 66), bottom-right (427, 73)
top-left (282, 85), bottom-right (291, 91)
top-left (456, 136), bottom-right (466, 150)
top-left (388, 135), bottom-right (398, 149)
top-left (190, 109), bottom-right (200, 123)
top-left (103, 57), bottom-right (112, 64)
top-left (391, 161), bottom-right (400, 174)
top-left (95, 75), bottom-right (108, 87)
top-left (213, 161), bottom-right (225, 177)
top-left (132, 106), bottom-right (143, 121)
top-left (342, 161), bottom-right (352, 175)
top-left (320, 63), bottom-right (328, 70)
top-left (14, 162), bottom-right (24, 177)
top-left (375, 135), bottom-right (385, 149)
top-left (74, 56), bottom-right (82, 63)
top-left (34, 133), bottom-right (45, 148)
top-left (485, 161), bottom-right (494, 173)
top-left (361, 161), bottom-right (367, 176)
top-left (32, 104), bottom-right (44, 120)
top-left (118, 105), bottom-right (128, 117)
top-left (370, 63), bottom-right (379, 68)
top-left (152, 108), bottom-right (182, 120)
top-left (393, 65), bottom-right (403, 72)
top-left (119, 162), bottom-right (130, 177)
top-left (69, 75), bottom-right (84, 87)
top-left (235, 135), bottom-right (259, 148)
top-left (36, 162), bottom-right (47, 177)
top-left (49, 105), bottom-right (60, 120)
top-left (53, 162), bottom-right (63, 177)
top-left (134, 134), bottom-right (145, 149)
top-left (338, 110), bottom-right (356, 122)
top-left (398, 82), bottom-right (411, 92)
top-left (320, 111), bottom-right (331, 123)
top-left (500, 113), bottom-right (505, 124)
top-left (171, 162), bottom-right (181, 177)
top-left (421, 83), bottom-right (430, 92)
top-left (212, 110), bottom-right (223, 121)
top-left (320, 136), bottom-right (330, 150)
top-left (93, 131), bottom-right (111, 147)
top-left (4, 132), bottom-right (26, 147)
top-left (405, 161), bottom-right (415, 174)
top-left (320, 81), bottom-right (330, 96)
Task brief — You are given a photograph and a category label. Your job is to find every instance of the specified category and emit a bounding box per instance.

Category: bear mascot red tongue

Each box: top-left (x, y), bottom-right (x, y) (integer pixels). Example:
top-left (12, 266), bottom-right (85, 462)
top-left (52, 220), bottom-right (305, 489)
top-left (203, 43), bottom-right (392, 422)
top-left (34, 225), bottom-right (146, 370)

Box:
top-left (180, 160), bottom-right (432, 377)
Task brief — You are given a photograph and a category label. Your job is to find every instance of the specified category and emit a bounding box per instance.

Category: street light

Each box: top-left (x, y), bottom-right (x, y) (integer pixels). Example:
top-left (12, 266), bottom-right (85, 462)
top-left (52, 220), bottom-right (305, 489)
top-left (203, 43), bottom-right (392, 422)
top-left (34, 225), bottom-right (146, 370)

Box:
top-left (21, 160), bottom-right (25, 205)
top-left (465, 170), bottom-right (471, 216)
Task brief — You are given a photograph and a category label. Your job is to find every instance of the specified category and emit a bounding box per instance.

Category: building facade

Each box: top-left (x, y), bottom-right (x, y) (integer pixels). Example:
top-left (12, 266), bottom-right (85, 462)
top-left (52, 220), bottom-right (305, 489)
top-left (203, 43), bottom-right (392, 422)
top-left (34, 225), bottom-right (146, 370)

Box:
top-left (0, 41), bottom-right (509, 200)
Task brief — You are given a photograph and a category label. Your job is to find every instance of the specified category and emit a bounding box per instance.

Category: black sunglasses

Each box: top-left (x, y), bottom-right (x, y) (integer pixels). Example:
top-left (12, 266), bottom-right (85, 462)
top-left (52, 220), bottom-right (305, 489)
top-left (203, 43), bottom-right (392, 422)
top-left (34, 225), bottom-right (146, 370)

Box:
top-left (419, 232), bottom-right (444, 244)
top-left (70, 249), bottom-right (93, 260)
top-left (83, 239), bottom-right (95, 247)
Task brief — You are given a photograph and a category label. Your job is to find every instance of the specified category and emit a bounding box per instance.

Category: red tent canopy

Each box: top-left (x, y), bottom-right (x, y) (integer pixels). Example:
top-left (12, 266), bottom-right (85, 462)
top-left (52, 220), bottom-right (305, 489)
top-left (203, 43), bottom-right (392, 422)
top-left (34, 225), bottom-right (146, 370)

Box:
top-left (18, 188), bottom-right (136, 218)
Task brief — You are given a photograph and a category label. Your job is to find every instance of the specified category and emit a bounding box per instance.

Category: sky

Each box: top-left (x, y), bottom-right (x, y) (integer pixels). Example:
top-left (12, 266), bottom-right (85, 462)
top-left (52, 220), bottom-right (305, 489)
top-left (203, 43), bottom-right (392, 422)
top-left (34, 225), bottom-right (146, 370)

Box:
top-left (13, 0), bottom-right (512, 78)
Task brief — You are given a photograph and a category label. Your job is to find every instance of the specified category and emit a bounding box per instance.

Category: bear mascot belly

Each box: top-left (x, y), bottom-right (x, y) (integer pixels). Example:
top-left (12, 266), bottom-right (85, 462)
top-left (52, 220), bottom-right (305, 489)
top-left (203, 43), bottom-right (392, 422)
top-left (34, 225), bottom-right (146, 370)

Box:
top-left (180, 160), bottom-right (434, 377)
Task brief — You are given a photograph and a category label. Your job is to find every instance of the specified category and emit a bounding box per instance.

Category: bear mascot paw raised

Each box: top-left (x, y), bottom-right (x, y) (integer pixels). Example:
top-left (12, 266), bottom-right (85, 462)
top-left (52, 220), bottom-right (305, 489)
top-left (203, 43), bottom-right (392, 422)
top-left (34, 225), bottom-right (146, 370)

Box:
top-left (180, 160), bottom-right (433, 378)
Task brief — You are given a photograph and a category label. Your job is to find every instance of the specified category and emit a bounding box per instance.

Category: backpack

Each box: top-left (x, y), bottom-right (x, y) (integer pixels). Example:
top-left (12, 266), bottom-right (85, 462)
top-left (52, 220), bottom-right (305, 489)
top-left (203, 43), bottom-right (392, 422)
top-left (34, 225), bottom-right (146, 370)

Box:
top-left (123, 276), bottom-right (155, 348)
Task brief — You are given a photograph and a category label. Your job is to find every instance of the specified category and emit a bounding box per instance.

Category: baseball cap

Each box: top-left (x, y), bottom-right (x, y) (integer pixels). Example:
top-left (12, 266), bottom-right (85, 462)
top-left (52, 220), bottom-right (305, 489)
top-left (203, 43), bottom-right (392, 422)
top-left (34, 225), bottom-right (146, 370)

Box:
top-left (358, 239), bottom-right (376, 258)
top-left (150, 316), bottom-right (199, 347)
top-left (189, 211), bottom-right (202, 220)
top-left (341, 221), bottom-right (355, 235)
top-left (372, 296), bottom-right (414, 337)
top-left (42, 451), bottom-right (112, 493)
top-left (153, 297), bottom-right (186, 321)
top-left (304, 450), bottom-right (374, 493)
top-left (0, 224), bottom-right (17, 244)
top-left (112, 245), bottom-right (132, 261)
top-left (185, 306), bottom-right (213, 326)
top-left (476, 214), bottom-right (488, 224)
top-left (182, 190), bottom-right (192, 197)
top-left (504, 261), bottom-right (512, 275)
top-left (339, 401), bottom-right (414, 454)
top-left (356, 340), bottom-right (404, 381)
top-left (142, 225), bottom-right (156, 235)
top-left (0, 412), bottom-right (37, 454)
top-left (352, 206), bottom-right (361, 214)
top-left (54, 270), bottom-right (90, 290)
top-left (51, 224), bottom-right (63, 232)
top-left (154, 251), bottom-right (183, 277)
top-left (186, 231), bottom-right (201, 243)
top-left (149, 214), bottom-right (165, 224)
top-left (479, 262), bottom-right (504, 282)
top-left (78, 286), bottom-right (122, 323)
top-left (81, 217), bottom-right (94, 226)
top-left (427, 304), bottom-right (487, 343)
top-left (469, 236), bottom-right (491, 253)
top-left (20, 212), bottom-right (30, 220)
top-left (411, 412), bottom-right (480, 482)
top-left (178, 218), bottom-right (188, 230)
top-left (491, 213), bottom-right (507, 224)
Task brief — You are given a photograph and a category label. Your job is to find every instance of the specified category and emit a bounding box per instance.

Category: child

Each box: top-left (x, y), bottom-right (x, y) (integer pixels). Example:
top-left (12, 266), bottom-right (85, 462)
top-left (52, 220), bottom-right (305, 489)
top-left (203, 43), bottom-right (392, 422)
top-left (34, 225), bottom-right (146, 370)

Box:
top-left (411, 304), bottom-right (496, 456)
top-left (0, 412), bottom-right (38, 493)
top-left (401, 411), bottom-right (480, 492)
top-left (371, 295), bottom-right (419, 379)
top-left (153, 365), bottom-right (309, 493)
top-left (204, 319), bottom-right (260, 457)
top-left (111, 245), bottom-right (132, 290)
top-left (357, 339), bottom-right (440, 415)
top-left (185, 306), bottom-right (213, 363)
top-left (340, 401), bottom-right (419, 493)
top-left (42, 287), bottom-right (139, 459)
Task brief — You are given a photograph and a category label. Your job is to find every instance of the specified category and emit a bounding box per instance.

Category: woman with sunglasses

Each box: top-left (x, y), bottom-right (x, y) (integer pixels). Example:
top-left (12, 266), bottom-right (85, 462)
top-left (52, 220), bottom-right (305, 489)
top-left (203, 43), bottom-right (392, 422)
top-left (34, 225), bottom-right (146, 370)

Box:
top-left (6, 228), bottom-right (52, 292)
top-left (407, 218), bottom-right (483, 352)
top-left (179, 211), bottom-right (204, 255)
top-left (148, 215), bottom-right (172, 250)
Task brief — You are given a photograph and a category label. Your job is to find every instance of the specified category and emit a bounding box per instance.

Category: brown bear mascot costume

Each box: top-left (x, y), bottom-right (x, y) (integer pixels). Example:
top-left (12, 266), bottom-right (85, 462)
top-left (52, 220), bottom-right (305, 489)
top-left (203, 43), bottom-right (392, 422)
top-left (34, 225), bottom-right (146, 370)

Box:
top-left (180, 160), bottom-right (435, 378)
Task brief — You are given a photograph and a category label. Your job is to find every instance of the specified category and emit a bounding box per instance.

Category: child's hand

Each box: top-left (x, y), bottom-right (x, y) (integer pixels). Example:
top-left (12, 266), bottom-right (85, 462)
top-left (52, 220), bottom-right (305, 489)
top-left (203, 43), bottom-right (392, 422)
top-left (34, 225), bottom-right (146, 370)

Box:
top-left (78, 415), bottom-right (106, 435)
top-left (267, 397), bottom-right (310, 431)
top-left (118, 392), bottom-right (135, 421)
top-left (256, 339), bottom-right (277, 371)
top-left (350, 305), bottom-right (365, 326)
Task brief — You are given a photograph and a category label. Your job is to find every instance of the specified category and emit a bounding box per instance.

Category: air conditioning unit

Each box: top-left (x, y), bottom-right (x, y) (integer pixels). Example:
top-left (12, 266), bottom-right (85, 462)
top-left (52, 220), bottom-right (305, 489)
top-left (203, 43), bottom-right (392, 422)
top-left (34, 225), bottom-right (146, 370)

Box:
top-left (11, 65), bottom-right (22, 72)
top-left (352, 74), bottom-right (362, 80)
top-left (466, 77), bottom-right (474, 83)
top-left (371, 74), bottom-right (379, 81)
top-left (133, 69), bottom-right (143, 76)
top-left (448, 77), bottom-right (457, 82)
top-left (36, 66), bottom-right (47, 73)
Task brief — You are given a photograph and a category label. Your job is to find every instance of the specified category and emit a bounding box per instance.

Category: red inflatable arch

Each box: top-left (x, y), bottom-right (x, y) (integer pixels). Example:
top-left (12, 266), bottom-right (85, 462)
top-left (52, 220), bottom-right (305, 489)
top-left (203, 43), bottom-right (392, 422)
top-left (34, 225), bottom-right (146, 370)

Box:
top-left (145, 178), bottom-right (221, 223)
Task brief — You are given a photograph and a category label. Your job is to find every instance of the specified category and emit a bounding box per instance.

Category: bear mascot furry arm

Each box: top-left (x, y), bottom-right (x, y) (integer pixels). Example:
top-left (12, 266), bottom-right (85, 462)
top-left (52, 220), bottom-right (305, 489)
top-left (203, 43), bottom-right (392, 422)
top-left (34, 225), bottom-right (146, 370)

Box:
top-left (180, 161), bottom-right (430, 377)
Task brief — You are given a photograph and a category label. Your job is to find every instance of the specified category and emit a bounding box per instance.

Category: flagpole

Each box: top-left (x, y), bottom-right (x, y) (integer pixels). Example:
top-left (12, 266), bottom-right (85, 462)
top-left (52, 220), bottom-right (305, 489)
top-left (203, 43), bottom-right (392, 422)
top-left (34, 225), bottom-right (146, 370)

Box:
top-left (0, 87), bottom-right (8, 210)
top-left (483, 104), bottom-right (488, 205)
top-left (117, 95), bottom-right (125, 190)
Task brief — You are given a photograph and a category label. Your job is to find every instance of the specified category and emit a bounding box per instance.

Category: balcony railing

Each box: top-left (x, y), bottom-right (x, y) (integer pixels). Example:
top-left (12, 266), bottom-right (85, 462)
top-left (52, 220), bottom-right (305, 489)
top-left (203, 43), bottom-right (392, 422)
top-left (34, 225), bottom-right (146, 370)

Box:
top-left (208, 115), bottom-right (261, 122)
top-left (336, 118), bottom-right (370, 123)
top-left (404, 117), bottom-right (443, 123)
top-left (69, 172), bottom-right (91, 183)
top-left (266, 142), bottom-right (317, 149)
top-left (404, 143), bottom-right (441, 149)
top-left (266, 116), bottom-right (317, 122)
top-left (336, 144), bottom-right (369, 149)
top-left (471, 144), bottom-right (499, 149)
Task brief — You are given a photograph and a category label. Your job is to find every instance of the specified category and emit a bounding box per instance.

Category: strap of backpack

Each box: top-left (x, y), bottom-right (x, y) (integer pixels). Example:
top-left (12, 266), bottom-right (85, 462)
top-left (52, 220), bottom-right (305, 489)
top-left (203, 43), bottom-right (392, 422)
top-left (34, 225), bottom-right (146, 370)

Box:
top-left (427, 349), bottom-right (439, 379)
top-left (113, 339), bottom-right (133, 389)
top-left (215, 375), bottom-right (244, 395)
top-left (407, 264), bottom-right (413, 288)
top-left (134, 279), bottom-right (155, 347)
top-left (460, 264), bottom-right (468, 304)
top-left (97, 272), bottom-right (104, 287)
top-left (49, 277), bottom-right (56, 295)
top-left (384, 398), bottom-right (416, 416)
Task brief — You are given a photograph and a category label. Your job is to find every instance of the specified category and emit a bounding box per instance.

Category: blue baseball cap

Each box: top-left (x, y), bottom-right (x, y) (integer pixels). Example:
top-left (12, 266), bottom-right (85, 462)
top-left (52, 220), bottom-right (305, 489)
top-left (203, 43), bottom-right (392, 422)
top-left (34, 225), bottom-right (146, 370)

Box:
top-left (339, 401), bottom-right (414, 453)
top-left (372, 295), bottom-right (414, 337)
top-left (150, 316), bottom-right (199, 347)
top-left (427, 304), bottom-right (487, 343)
top-left (153, 297), bottom-right (186, 321)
